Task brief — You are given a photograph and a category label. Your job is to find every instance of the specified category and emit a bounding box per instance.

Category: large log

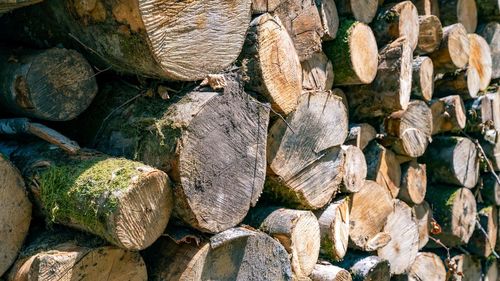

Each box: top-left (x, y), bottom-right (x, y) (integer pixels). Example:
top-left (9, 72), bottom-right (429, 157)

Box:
top-left (241, 13), bottom-right (302, 115)
top-left (478, 22), bottom-right (500, 80)
top-left (340, 145), bottom-right (367, 193)
top-left (349, 180), bottom-right (393, 250)
top-left (266, 91), bottom-right (348, 209)
top-left (337, 254), bottom-right (391, 281)
top-left (480, 173), bottom-right (500, 206)
top-left (0, 155), bottom-right (31, 277)
top-left (301, 51), bottom-right (334, 91)
top-left (411, 56), bottom-right (434, 101)
top-left (416, 15), bottom-right (443, 55)
top-left (476, 0), bottom-right (500, 21)
top-left (0, 0), bottom-right (41, 13)
top-left (430, 95), bottom-right (467, 135)
top-left (143, 227), bottom-right (293, 281)
top-left (0, 47), bottom-right (97, 121)
top-left (335, 0), bottom-right (378, 23)
top-left (310, 263), bottom-right (352, 281)
top-left (468, 34), bottom-right (493, 91)
top-left (364, 141), bottom-right (401, 198)
top-left (244, 208), bottom-right (321, 279)
top-left (429, 23), bottom-right (470, 74)
top-left (465, 93), bottom-right (500, 134)
top-left (345, 123), bottom-right (377, 150)
top-left (85, 78), bottom-right (269, 233)
top-left (398, 160), bottom-right (427, 205)
top-left (412, 201), bottom-right (431, 249)
top-left (316, 0), bottom-right (339, 40)
top-left (466, 205), bottom-right (498, 257)
top-left (422, 136), bottom-right (479, 188)
top-left (426, 186), bottom-right (477, 246)
top-left (8, 143), bottom-right (173, 250)
top-left (0, 0), bottom-right (252, 81)
top-left (323, 20), bottom-right (378, 86)
top-left (446, 254), bottom-right (482, 281)
top-left (393, 252), bottom-right (446, 281)
top-left (439, 0), bottom-right (477, 32)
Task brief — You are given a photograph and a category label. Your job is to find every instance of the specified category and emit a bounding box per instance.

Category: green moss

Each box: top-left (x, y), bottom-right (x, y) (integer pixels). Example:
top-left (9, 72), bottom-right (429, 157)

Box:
top-left (322, 20), bottom-right (357, 83)
top-left (262, 176), bottom-right (311, 209)
top-left (425, 185), bottom-right (459, 227)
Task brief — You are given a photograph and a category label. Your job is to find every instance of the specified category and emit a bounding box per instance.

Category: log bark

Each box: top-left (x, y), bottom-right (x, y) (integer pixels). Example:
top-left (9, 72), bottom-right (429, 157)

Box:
top-left (434, 69), bottom-right (481, 100)
top-left (310, 263), bottom-right (352, 281)
top-left (430, 95), bottom-right (467, 135)
top-left (411, 56), bottom-right (434, 101)
top-left (416, 15), bottom-right (443, 55)
top-left (0, 155), bottom-right (31, 277)
top-left (335, 0), bottom-right (379, 23)
top-left (466, 205), bottom-right (497, 257)
top-left (383, 100), bottom-right (432, 157)
top-left (340, 145), bottom-right (367, 193)
top-left (85, 78), bottom-right (269, 233)
top-left (439, 0), bottom-right (477, 32)
top-left (372, 1), bottom-right (419, 51)
top-left (426, 186), bottom-right (477, 246)
top-left (9, 142), bottom-right (173, 250)
top-left (484, 259), bottom-right (499, 281)
top-left (143, 227), bottom-right (293, 281)
top-left (398, 160), bottom-right (427, 205)
top-left (482, 136), bottom-right (500, 172)
top-left (345, 123), bottom-right (377, 150)
top-left (337, 254), bottom-right (391, 281)
top-left (252, 0), bottom-right (284, 14)
top-left (393, 252), bottom-right (446, 281)
top-left (316, 0), bottom-right (339, 40)
top-left (446, 254), bottom-right (482, 281)
top-left (0, 0), bottom-right (252, 81)
top-left (241, 13), bottom-right (302, 115)
top-left (465, 93), bottom-right (500, 134)
top-left (323, 20), bottom-right (378, 86)
top-left (478, 22), bottom-right (500, 80)
top-left (480, 173), bottom-right (500, 205)
top-left (0, 0), bottom-right (41, 13)
top-left (422, 136), bottom-right (479, 188)
top-left (349, 180), bottom-right (393, 250)
top-left (412, 201), bottom-right (431, 249)
top-left (0, 47), bottom-right (97, 121)
top-left (429, 23), bottom-right (470, 74)
top-left (364, 141), bottom-right (401, 198)
top-left (266, 91), bottom-right (348, 209)
top-left (301, 51), bottom-right (334, 91)
top-left (244, 208), bottom-right (320, 279)
top-left (314, 197), bottom-right (350, 261)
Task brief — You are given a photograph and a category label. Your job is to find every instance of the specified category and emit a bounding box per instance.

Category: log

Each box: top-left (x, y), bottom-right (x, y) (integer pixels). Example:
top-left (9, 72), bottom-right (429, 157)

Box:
top-left (314, 197), bottom-right (350, 261)
top-left (0, 0), bottom-right (252, 81)
top-left (416, 15), bottom-right (443, 55)
top-left (393, 252), bottom-right (446, 281)
top-left (143, 227), bottom-right (293, 281)
top-left (0, 0), bottom-right (41, 13)
top-left (411, 56), bottom-right (434, 101)
top-left (316, 0), bottom-right (339, 40)
top-left (85, 78), bottom-right (270, 233)
top-left (335, 0), bottom-right (379, 23)
top-left (349, 180), bottom-right (393, 250)
top-left (466, 205), bottom-right (498, 257)
top-left (422, 136), bottom-right (479, 188)
top-left (241, 13), bottom-right (302, 115)
top-left (383, 100), bottom-right (432, 157)
top-left (411, 0), bottom-right (440, 16)
top-left (446, 254), bottom-right (482, 281)
top-left (426, 186), bottom-right (477, 246)
top-left (0, 47), bottom-right (97, 121)
top-left (484, 259), bottom-right (499, 281)
top-left (412, 201), bottom-right (431, 249)
top-left (0, 155), bottom-right (31, 277)
top-left (8, 142), bottom-right (173, 250)
top-left (398, 160), bottom-right (427, 205)
top-left (274, 0), bottom-right (324, 61)
top-left (434, 69), bottom-right (481, 100)
top-left (439, 0), bottom-right (477, 32)
top-left (430, 95), bottom-right (467, 135)
top-left (478, 22), bottom-right (500, 80)
top-left (468, 34), bottom-right (493, 92)
top-left (465, 93), bottom-right (500, 134)
top-left (340, 145), bottom-right (367, 193)
top-left (429, 23), bottom-right (470, 74)
top-left (345, 123), bottom-right (377, 150)
top-left (323, 20), bottom-right (378, 86)
top-left (244, 208), bottom-right (320, 279)
top-left (345, 37), bottom-right (413, 119)
top-left (337, 254), bottom-right (391, 281)
top-left (364, 141), bottom-right (401, 198)
top-left (7, 229), bottom-right (147, 281)
top-left (310, 263), bottom-right (352, 281)
top-left (372, 1), bottom-right (420, 51)
top-left (266, 91), bottom-right (348, 209)
top-left (480, 173), bottom-right (500, 206)
top-left (252, 0), bottom-right (284, 13)
top-left (301, 51), bottom-right (334, 91)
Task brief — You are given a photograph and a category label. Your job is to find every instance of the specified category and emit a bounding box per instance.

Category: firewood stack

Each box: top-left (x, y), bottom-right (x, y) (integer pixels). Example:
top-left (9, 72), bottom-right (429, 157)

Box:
top-left (0, 0), bottom-right (499, 280)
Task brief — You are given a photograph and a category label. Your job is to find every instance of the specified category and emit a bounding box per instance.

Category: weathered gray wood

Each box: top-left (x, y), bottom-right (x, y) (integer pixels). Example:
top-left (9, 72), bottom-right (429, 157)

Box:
top-left (467, 205), bottom-right (497, 257)
top-left (301, 51), bottom-right (334, 91)
top-left (412, 201), bottom-right (431, 249)
top-left (310, 263), bottom-right (352, 281)
top-left (416, 15), bottom-right (443, 55)
top-left (478, 22), bottom-right (500, 80)
top-left (340, 145), bottom-right (366, 193)
top-left (364, 141), bottom-right (401, 198)
top-left (345, 123), bottom-right (377, 150)
top-left (252, 0), bottom-right (284, 13)
top-left (398, 160), bottom-right (427, 206)
top-left (429, 23), bottom-right (470, 74)
top-left (430, 95), bottom-right (467, 135)
top-left (439, 0), bottom-right (477, 32)
top-left (337, 253), bottom-right (390, 281)
top-left (411, 56), bottom-right (434, 101)
top-left (316, 0), bottom-right (339, 40)
top-left (392, 252), bottom-right (446, 281)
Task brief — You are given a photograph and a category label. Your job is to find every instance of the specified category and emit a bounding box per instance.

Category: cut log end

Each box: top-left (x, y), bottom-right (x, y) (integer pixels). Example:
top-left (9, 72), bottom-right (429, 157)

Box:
top-left (340, 145), bottom-right (367, 193)
top-left (416, 15), bottom-right (443, 55)
top-left (349, 0), bottom-right (379, 23)
top-left (310, 264), bottom-right (352, 281)
top-left (412, 201), bottom-right (431, 249)
top-left (411, 56), bottom-right (434, 101)
top-left (430, 95), bottom-right (467, 135)
top-left (468, 33), bottom-right (493, 91)
top-left (393, 252), bottom-right (446, 281)
top-left (467, 205), bottom-right (498, 257)
top-left (350, 256), bottom-right (391, 281)
top-left (364, 142), bottom-right (402, 198)
top-left (430, 23), bottom-right (470, 73)
top-left (399, 160), bottom-right (427, 205)
top-left (373, 1), bottom-right (419, 51)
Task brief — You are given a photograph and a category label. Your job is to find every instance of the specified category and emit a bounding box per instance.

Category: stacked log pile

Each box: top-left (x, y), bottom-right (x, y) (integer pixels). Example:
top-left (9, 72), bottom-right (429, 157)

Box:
top-left (0, 0), bottom-right (499, 280)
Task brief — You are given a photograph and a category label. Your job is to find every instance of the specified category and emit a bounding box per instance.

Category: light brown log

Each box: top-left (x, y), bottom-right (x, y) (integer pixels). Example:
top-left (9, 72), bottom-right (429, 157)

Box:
top-left (143, 227), bottom-right (293, 281)
top-left (314, 197), bottom-right (350, 261)
top-left (484, 259), bottom-right (499, 281)
top-left (439, 0), bottom-right (477, 32)
top-left (429, 23), bottom-right (470, 74)
top-left (252, 0), bottom-right (284, 13)
top-left (426, 186), bottom-right (477, 246)
top-left (467, 205), bottom-right (497, 257)
top-left (274, 0), bottom-right (324, 61)
top-left (393, 252), bottom-right (446, 281)
top-left (364, 141), bottom-right (401, 198)
top-left (416, 15), bottom-right (443, 55)
top-left (398, 160), bottom-right (427, 205)
top-left (480, 173), bottom-right (500, 205)
top-left (372, 1), bottom-right (419, 51)
top-left (310, 263), bottom-right (352, 281)
top-left (478, 22), bottom-right (500, 80)
top-left (301, 51), bottom-right (334, 91)
top-left (383, 100), bottom-right (432, 157)
top-left (411, 56), bottom-right (434, 101)
top-left (469, 34), bottom-right (493, 91)
top-left (345, 123), bottom-right (377, 150)
top-left (316, 0), bottom-right (339, 40)
top-left (422, 136), bottom-right (479, 188)
top-left (446, 254), bottom-right (482, 281)
top-left (335, 0), bottom-right (379, 23)
top-left (349, 180), bottom-right (393, 250)
top-left (340, 145), bottom-right (366, 193)
top-left (430, 95), bottom-right (467, 135)
top-left (411, 0), bottom-right (440, 15)
top-left (434, 69), bottom-right (481, 100)
top-left (323, 20), bottom-right (378, 86)
top-left (337, 254), bottom-right (391, 281)
top-left (266, 91), bottom-right (348, 209)
top-left (0, 155), bottom-right (31, 277)
top-left (242, 13), bottom-right (302, 115)
top-left (245, 208), bottom-right (320, 279)
top-left (0, 0), bottom-right (41, 13)
top-left (412, 201), bottom-right (431, 249)
top-left (465, 93), bottom-right (500, 134)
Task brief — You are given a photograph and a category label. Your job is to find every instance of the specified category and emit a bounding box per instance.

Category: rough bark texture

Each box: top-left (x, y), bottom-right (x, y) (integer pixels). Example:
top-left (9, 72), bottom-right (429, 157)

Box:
top-left (412, 201), bottom-right (431, 249)
top-left (345, 123), bottom-right (377, 150)
top-left (466, 205), bottom-right (497, 257)
top-left (429, 23), bottom-right (470, 74)
top-left (393, 252), bottom-right (446, 281)
top-left (0, 154), bottom-right (31, 277)
top-left (434, 69), bottom-right (481, 100)
top-left (446, 254), bottom-right (482, 281)
top-left (430, 95), bottom-right (467, 135)
top-left (266, 91), bottom-right (348, 209)
top-left (398, 160), bottom-right (427, 205)
top-left (316, 0), bottom-right (339, 40)
top-left (0, 47), bottom-right (97, 121)
top-left (481, 173), bottom-right (500, 205)
top-left (411, 56), bottom-right (434, 101)
top-left (337, 254), bottom-right (390, 281)
top-left (364, 141), bottom-right (401, 198)
top-left (340, 145), bottom-right (367, 193)
top-left (241, 13), bottom-right (302, 115)
top-left (465, 93), bottom-right (500, 134)
top-left (0, 0), bottom-right (41, 13)
top-left (416, 15), bottom-right (443, 55)
top-left (143, 227), bottom-right (293, 281)
top-left (301, 51), bottom-right (334, 91)
top-left (252, 0), bottom-right (284, 13)
top-left (323, 20), bottom-right (378, 86)
top-left (411, 0), bottom-right (440, 16)
top-left (310, 263), bottom-right (352, 281)
top-left (0, 0), bottom-right (252, 81)
top-left (478, 22), bottom-right (500, 80)
top-left (439, 0), bottom-right (477, 32)
top-left (335, 0), bottom-right (379, 23)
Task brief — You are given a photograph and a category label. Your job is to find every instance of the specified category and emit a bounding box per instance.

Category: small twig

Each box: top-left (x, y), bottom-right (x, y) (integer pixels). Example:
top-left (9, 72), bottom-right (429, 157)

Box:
top-left (249, 99), bottom-right (295, 134)
top-left (429, 236), bottom-right (451, 260)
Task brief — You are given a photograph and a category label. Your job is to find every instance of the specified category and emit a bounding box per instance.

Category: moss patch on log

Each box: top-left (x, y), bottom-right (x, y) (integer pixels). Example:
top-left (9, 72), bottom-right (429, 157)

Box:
top-left (323, 19), bottom-right (357, 82)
